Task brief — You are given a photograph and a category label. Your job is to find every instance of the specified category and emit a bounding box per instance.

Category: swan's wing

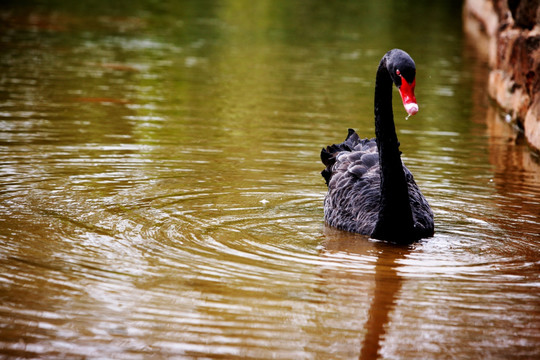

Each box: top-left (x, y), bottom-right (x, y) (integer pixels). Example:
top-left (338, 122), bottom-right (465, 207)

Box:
top-left (321, 129), bottom-right (380, 234)
top-left (321, 129), bottom-right (375, 183)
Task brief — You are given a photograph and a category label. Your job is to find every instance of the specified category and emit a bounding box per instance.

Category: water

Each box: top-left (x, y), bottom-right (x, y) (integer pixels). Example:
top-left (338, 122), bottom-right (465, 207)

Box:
top-left (1, 1), bottom-right (539, 359)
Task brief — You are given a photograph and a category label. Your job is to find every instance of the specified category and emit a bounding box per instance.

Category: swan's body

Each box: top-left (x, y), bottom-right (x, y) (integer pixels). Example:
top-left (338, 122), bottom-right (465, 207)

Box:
top-left (321, 49), bottom-right (434, 243)
top-left (321, 129), bottom-right (433, 241)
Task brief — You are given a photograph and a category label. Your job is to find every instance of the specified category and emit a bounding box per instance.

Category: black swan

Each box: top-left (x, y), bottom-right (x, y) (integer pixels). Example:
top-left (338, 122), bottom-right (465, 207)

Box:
top-left (321, 49), bottom-right (434, 243)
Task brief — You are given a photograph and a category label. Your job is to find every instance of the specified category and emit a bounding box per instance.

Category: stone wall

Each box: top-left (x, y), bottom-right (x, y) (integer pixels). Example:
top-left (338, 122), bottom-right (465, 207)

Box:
top-left (464, 0), bottom-right (540, 152)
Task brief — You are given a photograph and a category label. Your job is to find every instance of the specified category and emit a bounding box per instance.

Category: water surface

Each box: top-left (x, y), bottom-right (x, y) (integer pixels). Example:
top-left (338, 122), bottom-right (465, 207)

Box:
top-left (1, 1), bottom-right (539, 359)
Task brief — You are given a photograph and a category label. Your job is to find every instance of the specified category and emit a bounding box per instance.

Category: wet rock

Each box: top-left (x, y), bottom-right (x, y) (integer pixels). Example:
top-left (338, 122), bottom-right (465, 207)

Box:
top-left (525, 97), bottom-right (540, 150)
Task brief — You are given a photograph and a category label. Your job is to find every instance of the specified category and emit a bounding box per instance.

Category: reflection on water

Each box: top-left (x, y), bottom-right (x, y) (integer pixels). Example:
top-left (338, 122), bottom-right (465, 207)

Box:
top-left (321, 228), bottom-right (410, 360)
top-left (487, 105), bottom-right (540, 242)
top-left (1, 0), bottom-right (539, 359)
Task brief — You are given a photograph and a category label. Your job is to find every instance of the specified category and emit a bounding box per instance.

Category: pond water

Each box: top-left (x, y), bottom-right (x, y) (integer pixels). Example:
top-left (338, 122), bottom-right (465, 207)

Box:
top-left (1, 1), bottom-right (539, 359)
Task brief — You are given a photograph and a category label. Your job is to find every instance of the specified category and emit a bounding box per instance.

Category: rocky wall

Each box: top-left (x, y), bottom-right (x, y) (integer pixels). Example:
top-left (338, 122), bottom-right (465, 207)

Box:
top-left (464, 0), bottom-right (540, 152)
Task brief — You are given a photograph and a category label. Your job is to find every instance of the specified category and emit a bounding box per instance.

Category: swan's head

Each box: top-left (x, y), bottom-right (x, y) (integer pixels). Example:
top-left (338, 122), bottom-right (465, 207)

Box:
top-left (387, 49), bottom-right (418, 116)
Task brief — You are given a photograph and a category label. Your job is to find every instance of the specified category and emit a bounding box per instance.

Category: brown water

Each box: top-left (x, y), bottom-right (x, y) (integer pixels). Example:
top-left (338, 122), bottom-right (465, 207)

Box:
top-left (1, 1), bottom-right (539, 359)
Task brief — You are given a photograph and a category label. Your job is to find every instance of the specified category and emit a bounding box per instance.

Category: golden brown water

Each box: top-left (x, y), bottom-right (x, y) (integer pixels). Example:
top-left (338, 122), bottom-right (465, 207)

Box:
top-left (1, 1), bottom-right (539, 359)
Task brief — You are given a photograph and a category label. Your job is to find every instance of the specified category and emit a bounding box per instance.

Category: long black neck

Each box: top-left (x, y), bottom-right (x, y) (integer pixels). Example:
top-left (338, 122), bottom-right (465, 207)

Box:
top-left (371, 59), bottom-right (415, 242)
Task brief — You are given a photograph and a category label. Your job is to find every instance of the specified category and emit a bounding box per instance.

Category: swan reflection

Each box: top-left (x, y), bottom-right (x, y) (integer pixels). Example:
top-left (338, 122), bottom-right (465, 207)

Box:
top-left (319, 226), bottom-right (411, 359)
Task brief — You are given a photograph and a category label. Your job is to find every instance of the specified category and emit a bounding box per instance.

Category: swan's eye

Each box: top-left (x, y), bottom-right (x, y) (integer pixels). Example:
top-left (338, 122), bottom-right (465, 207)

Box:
top-left (396, 69), bottom-right (401, 76)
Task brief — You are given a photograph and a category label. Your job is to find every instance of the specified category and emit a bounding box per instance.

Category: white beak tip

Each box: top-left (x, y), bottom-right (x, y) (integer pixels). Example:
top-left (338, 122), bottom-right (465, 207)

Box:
top-left (404, 103), bottom-right (419, 116)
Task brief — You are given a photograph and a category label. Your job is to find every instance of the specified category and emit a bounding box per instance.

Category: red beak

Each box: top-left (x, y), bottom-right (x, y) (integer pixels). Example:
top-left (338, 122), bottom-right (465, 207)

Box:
top-left (398, 77), bottom-right (418, 116)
